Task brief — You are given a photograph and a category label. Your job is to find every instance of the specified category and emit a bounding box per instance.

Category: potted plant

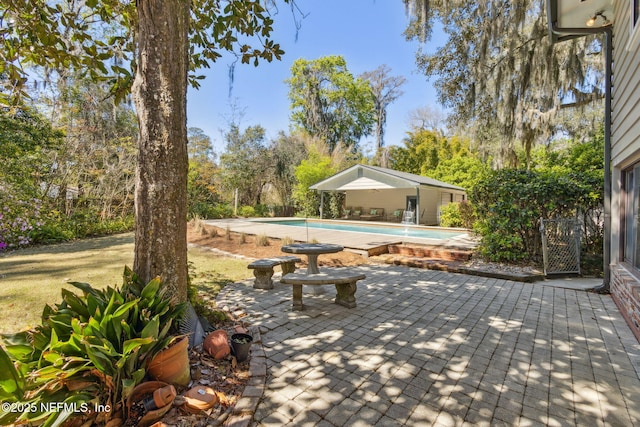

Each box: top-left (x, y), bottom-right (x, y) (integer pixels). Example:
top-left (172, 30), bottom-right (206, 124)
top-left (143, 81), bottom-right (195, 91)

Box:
top-left (230, 333), bottom-right (253, 362)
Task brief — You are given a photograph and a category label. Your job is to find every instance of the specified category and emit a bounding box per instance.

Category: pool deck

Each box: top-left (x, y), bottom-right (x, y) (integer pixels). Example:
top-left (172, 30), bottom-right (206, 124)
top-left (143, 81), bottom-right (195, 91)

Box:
top-left (203, 218), bottom-right (477, 256)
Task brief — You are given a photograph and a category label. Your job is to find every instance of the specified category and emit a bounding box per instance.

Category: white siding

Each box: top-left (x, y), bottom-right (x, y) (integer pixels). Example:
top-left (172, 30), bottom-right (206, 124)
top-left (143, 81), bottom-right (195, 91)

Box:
top-left (612, 0), bottom-right (640, 167)
top-left (612, 0), bottom-right (640, 265)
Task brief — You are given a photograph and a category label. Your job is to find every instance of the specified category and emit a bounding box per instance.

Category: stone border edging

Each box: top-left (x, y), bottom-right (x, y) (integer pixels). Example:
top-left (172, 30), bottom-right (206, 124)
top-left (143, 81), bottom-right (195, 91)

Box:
top-left (222, 321), bottom-right (266, 427)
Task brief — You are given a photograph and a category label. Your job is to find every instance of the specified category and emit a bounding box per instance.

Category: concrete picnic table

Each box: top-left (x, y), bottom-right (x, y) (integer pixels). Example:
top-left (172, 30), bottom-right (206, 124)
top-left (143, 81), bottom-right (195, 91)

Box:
top-left (280, 243), bottom-right (344, 274)
top-left (280, 242), bottom-right (365, 304)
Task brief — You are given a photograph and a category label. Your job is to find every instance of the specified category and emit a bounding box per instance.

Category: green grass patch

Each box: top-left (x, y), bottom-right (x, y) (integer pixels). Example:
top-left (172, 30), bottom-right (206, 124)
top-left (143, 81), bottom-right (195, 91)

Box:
top-left (0, 233), bottom-right (252, 334)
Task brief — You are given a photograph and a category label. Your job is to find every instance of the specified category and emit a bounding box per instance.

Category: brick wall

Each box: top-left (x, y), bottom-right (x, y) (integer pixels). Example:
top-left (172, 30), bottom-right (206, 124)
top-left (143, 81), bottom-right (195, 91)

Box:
top-left (611, 264), bottom-right (640, 343)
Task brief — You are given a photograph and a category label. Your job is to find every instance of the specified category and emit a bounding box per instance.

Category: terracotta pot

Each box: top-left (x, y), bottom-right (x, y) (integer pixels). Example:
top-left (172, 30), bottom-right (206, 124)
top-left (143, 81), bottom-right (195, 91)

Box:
top-left (127, 381), bottom-right (175, 427)
top-left (147, 336), bottom-right (191, 387)
top-left (182, 385), bottom-right (219, 413)
top-left (203, 330), bottom-right (230, 359)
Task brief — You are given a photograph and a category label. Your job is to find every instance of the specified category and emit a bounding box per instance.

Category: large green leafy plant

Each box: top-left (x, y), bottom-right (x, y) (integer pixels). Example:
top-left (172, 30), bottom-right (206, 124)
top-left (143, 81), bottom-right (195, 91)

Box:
top-left (0, 267), bottom-right (185, 426)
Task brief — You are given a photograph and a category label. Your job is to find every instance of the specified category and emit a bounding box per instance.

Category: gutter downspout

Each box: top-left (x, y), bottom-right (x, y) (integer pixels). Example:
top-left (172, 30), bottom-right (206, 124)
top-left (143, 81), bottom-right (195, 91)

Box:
top-left (601, 28), bottom-right (612, 293)
top-left (550, 22), bottom-right (612, 292)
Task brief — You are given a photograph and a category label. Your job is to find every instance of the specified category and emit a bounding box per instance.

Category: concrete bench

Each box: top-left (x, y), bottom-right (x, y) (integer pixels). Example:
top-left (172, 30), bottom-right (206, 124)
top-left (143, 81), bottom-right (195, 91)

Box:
top-left (248, 256), bottom-right (301, 289)
top-left (280, 269), bottom-right (366, 310)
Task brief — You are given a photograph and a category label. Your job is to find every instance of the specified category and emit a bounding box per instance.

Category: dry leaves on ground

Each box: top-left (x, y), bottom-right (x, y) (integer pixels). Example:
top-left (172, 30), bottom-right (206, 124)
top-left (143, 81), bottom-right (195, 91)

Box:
top-left (158, 324), bottom-right (250, 427)
top-left (188, 224), bottom-right (372, 267)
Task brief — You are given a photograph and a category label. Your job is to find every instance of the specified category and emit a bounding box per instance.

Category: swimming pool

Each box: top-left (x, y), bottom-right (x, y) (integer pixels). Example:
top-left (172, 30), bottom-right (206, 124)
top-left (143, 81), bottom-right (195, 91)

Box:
top-left (253, 219), bottom-right (466, 240)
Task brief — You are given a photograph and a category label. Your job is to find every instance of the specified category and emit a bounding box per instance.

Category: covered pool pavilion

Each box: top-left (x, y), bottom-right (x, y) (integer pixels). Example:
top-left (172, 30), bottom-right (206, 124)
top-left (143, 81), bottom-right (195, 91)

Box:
top-left (310, 164), bottom-right (466, 225)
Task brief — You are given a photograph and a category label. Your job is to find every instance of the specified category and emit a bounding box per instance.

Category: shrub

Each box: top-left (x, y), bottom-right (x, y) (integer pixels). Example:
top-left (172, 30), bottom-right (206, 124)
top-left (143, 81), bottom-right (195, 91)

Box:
top-left (189, 216), bottom-right (205, 234)
top-left (439, 203), bottom-right (463, 227)
top-left (0, 191), bottom-right (41, 251)
top-left (458, 200), bottom-right (476, 229)
top-left (218, 204), bottom-right (232, 218)
top-left (440, 201), bottom-right (476, 229)
top-left (238, 205), bottom-right (256, 217)
top-left (256, 234), bottom-right (270, 246)
top-left (470, 169), bottom-right (595, 263)
top-left (281, 236), bottom-right (294, 245)
top-left (79, 215), bottom-right (134, 237)
top-left (254, 204), bottom-right (270, 217)
top-left (188, 202), bottom-right (234, 219)
top-left (29, 221), bottom-right (75, 243)
top-left (28, 210), bottom-right (135, 246)
top-left (191, 203), bottom-right (233, 219)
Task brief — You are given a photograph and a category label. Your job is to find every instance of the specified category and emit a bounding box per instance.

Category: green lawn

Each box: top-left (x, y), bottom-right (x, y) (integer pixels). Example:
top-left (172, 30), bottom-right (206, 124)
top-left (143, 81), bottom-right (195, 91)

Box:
top-left (0, 233), bottom-right (252, 334)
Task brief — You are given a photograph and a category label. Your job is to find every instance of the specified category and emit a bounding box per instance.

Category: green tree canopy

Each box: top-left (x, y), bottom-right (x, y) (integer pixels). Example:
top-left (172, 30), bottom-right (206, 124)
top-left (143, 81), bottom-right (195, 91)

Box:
top-left (218, 124), bottom-right (269, 206)
top-left (388, 129), bottom-right (441, 176)
top-left (293, 145), bottom-right (336, 217)
top-left (359, 64), bottom-right (406, 156)
top-left (187, 127), bottom-right (220, 218)
top-left (286, 55), bottom-right (375, 153)
top-left (388, 130), bottom-right (488, 190)
top-left (0, 108), bottom-right (63, 197)
top-left (1, 0), bottom-right (294, 302)
top-left (403, 0), bottom-right (607, 166)
top-left (188, 127), bottom-right (215, 163)
top-left (0, 0), bottom-right (288, 104)
top-left (267, 131), bottom-right (308, 208)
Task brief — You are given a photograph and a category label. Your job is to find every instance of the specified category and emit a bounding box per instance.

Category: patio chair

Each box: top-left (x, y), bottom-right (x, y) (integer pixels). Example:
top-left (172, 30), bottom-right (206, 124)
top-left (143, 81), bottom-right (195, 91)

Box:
top-left (351, 207), bottom-right (362, 219)
top-left (388, 209), bottom-right (404, 222)
top-left (342, 207), bottom-right (352, 219)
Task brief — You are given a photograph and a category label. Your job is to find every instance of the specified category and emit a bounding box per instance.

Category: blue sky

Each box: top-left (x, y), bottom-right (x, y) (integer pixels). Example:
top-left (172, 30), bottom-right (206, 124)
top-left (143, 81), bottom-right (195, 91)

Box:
top-left (186, 0), bottom-right (444, 155)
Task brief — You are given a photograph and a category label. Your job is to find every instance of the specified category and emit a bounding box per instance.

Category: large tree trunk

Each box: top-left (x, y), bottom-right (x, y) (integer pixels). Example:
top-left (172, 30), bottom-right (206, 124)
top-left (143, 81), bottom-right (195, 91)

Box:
top-left (132, 1), bottom-right (190, 303)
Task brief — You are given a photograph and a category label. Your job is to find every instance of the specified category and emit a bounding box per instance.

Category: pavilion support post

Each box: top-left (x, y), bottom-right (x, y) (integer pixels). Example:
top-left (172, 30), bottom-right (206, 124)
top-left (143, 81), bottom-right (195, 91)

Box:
top-left (416, 187), bottom-right (420, 225)
top-left (319, 191), bottom-right (324, 219)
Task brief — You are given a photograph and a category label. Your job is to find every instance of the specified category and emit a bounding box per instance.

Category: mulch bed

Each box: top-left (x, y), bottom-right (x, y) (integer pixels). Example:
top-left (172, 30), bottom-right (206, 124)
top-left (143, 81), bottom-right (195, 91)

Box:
top-left (150, 323), bottom-right (251, 427)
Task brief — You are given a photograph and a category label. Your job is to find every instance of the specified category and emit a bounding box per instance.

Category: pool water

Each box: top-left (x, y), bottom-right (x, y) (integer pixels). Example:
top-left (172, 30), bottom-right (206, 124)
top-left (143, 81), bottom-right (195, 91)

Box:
top-left (254, 219), bottom-right (466, 240)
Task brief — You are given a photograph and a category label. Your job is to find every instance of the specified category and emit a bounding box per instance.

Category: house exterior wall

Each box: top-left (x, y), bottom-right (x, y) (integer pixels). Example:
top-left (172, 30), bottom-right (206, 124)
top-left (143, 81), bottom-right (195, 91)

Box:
top-left (344, 187), bottom-right (466, 225)
top-left (346, 188), bottom-right (426, 223)
top-left (420, 187), bottom-right (440, 225)
top-left (611, 0), bottom-right (640, 341)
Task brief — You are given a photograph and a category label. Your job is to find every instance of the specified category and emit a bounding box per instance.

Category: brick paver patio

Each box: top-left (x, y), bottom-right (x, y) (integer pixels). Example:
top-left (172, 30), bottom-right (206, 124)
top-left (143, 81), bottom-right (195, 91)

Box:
top-left (217, 265), bottom-right (640, 426)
